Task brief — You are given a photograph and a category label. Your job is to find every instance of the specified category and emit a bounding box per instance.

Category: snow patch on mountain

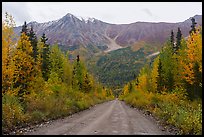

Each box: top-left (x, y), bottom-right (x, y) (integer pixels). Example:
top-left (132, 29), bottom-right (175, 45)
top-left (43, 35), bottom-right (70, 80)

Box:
top-left (76, 15), bottom-right (96, 23)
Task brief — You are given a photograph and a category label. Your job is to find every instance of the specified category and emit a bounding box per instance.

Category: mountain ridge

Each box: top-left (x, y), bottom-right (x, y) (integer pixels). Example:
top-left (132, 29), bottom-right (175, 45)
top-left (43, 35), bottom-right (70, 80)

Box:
top-left (14, 13), bottom-right (202, 53)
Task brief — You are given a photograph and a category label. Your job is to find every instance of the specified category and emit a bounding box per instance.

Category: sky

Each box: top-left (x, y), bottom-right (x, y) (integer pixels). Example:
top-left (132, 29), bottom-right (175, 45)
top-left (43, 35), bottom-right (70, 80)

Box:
top-left (2, 2), bottom-right (202, 26)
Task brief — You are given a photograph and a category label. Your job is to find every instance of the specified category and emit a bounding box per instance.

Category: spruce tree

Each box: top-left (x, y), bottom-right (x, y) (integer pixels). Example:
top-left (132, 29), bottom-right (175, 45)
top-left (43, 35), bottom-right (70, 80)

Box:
top-left (21, 21), bottom-right (28, 35)
top-left (83, 73), bottom-right (92, 92)
top-left (28, 25), bottom-right (38, 62)
top-left (170, 30), bottom-right (174, 48)
top-left (170, 30), bottom-right (176, 54)
top-left (41, 33), bottom-right (50, 81)
top-left (77, 55), bottom-right (80, 62)
top-left (189, 17), bottom-right (197, 34)
top-left (72, 55), bottom-right (86, 91)
top-left (175, 27), bottom-right (182, 54)
top-left (157, 58), bottom-right (163, 93)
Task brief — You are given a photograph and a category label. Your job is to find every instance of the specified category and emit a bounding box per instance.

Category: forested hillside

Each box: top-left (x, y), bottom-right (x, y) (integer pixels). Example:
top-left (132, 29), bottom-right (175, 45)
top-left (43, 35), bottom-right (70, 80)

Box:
top-left (88, 41), bottom-right (160, 88)
top-left (2, 13), bottom-right (114, 134)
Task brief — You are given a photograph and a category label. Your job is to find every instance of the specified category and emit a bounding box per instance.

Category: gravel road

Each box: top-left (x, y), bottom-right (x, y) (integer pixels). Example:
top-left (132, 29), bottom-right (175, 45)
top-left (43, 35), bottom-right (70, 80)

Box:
top-left (24, 99), bottom-right (171, 135)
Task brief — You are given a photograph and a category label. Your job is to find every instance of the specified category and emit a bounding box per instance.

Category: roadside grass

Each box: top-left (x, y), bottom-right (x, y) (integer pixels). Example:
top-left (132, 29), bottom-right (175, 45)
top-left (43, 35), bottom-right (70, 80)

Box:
top-left (2, 83), bottom-right (114, 134)
top-left (119, 88), bottom-right (202, 135)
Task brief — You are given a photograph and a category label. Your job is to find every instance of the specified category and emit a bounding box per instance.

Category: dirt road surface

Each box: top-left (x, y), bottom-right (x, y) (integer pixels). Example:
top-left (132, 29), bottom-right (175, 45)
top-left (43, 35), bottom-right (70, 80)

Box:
top-left (24, 99), bottom-right (171, 135)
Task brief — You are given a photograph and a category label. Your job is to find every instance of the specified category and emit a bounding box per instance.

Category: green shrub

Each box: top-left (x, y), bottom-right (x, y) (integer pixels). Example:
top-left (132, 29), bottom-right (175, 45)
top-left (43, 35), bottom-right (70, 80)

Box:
top-left (30, 111), bottom-right (46, 124)
top-left (2, 94), bottom-right (25, 131)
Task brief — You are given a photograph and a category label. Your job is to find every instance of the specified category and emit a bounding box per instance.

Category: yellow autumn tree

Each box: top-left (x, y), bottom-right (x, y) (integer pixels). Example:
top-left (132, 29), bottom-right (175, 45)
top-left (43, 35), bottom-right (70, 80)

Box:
top-left (123, 84), bottom-right (130, 96)
top-left (101, 87), bottom-right (107, 99)
top-left (179, 27), bottom-right (202, 98)
top-left (35, 41), bottom-right (44, 76)
top-left (2, 12), bottom-right (18, 95)
top-left (62, 51), bottom-right (72, 87)
top-left (12, 32), bottom-right (35, 97)
top-left (149, 56), bottom-right (159, 93)
top-left (182, 27), bottom-right (202, 85)
top-left (137, 67), bottom-right (148, 92)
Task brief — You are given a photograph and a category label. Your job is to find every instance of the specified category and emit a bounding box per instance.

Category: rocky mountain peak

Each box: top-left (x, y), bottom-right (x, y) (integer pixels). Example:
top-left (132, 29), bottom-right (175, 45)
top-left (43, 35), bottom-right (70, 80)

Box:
top-left (14, 13), bottom-right (202, 53)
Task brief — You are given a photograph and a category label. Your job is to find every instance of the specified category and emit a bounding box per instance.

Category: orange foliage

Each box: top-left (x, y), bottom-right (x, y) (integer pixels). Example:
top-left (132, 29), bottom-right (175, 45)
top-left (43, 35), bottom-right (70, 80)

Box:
top-left (181, 28), bottom-right (202, 85)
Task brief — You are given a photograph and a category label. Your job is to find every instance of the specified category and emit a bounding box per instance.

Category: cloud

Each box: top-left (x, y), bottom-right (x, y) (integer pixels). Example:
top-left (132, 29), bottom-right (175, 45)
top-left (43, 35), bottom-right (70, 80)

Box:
top-left (142, 8), bottom-right (153, 17)
top-left (2, 2), bottom-right (32, 26)
top-left (141, 8), bottom-right (161, 22)
top-left (2, 2), bottom-right (202, 26)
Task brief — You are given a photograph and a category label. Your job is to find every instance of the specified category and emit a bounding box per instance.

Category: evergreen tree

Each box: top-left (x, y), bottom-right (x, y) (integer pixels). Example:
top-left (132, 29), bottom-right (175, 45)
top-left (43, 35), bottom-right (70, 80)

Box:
top-left (28, 25), bottom-right (38, 62)
top-left (175, 27), bottom-right (182, 54)
top-left (160, 42), bottom-right (175, 92)
top-left (72, 55), bottom-right (90, 91)
top-left (41, 33), bottom-right (50, 81)
top-left (170, 30), bottom-right (174, 48)
top-left (189, 17), bottom-right (197, 34)
top-left (192, 62), bottom-right (202, 98)
top-left (77, 55), bottom-right (80, 62)
top-left (83, 73), bottom-right (92, 92)
top-left (157, 58), bottom-right (163, 92)
top-left (21, 21), bottom-right (28, 35)
top-left (72, 55), bottom-right (83, 90)
top-left (41, 33), bottom-right (48, 44)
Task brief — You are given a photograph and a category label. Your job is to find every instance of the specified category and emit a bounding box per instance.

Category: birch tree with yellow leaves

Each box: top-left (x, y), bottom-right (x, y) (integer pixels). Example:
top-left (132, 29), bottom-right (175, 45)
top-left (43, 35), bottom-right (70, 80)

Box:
top-left (2, 12), bottom-right (17, 95)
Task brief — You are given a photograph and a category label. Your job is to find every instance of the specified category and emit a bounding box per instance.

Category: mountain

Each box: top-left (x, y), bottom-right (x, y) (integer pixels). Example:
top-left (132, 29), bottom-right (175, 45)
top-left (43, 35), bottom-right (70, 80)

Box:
top-left (14, 13), bottom-right (202, 54)
top-left (13, 13), bottom-right (202, 87)
top-left (14, 13), bottom-right (111, 52)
